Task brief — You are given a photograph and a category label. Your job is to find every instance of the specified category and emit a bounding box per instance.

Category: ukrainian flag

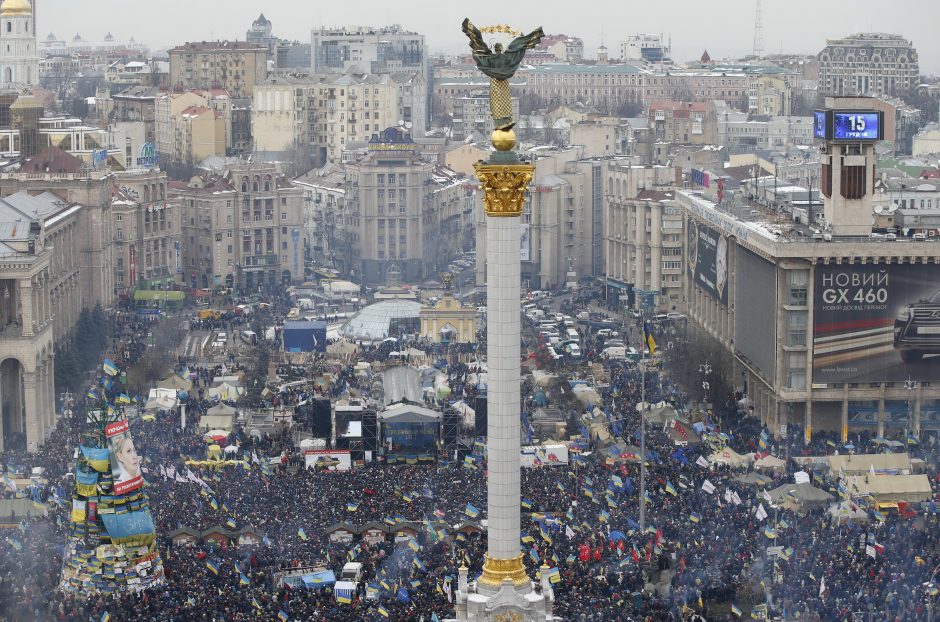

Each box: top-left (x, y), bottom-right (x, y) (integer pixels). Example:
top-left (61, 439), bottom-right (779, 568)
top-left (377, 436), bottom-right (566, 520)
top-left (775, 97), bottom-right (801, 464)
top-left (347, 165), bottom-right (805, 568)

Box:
top-left (206, 560), bottom-right (219, 574)
top-left (239, 573), bottom-right (250, 586)
top-left (297, 528), bottom-right (308, 541)
top-left (664, 481), bottom-right (678, 496)
top-left (115, 393), bottom-right (131, 405)
top-left (101, 613), bottom-right (111, 622)
top-left (643, 322), bottom-right (656, 354)
top-left (407, 539), bottom-right (420, 552)
top-left (731, 603), bottom-right (742, 616)
top-left (378, 606), bottom-right (389, 617)
top-left (689, 512), bottom-right (701, 523)
top-left (102, 358), bottom-right (120, 377)
top-left (336, 595), bottom-right (351, 604)
top-left (251, 597), bottom-right (262, 610)
top-left (277, 611), bottom-right (289, 622)
top-left (346, 502), bottom-right (358, 512)
top-left (465, 503), bottom-right (480, 519)
top-left (521, 499), bottom-right (533, 510)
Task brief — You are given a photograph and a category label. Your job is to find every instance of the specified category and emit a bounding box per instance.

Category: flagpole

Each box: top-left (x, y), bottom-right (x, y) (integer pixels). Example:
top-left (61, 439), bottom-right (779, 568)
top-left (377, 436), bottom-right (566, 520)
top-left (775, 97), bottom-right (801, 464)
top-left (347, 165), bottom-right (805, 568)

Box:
top-left (639, 322), bottom-right (647, 534)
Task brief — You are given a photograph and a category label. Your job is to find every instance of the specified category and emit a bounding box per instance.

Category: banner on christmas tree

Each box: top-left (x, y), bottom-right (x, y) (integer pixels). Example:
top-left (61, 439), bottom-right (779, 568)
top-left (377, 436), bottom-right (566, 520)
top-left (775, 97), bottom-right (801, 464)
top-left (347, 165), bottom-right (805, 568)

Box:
top-left (106, 420), bottom-right (144, 496)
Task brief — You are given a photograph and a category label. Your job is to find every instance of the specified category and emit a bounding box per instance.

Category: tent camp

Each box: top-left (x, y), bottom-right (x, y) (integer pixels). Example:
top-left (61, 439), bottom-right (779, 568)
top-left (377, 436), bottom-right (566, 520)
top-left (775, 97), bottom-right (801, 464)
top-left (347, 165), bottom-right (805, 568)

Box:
top-left (829, 500), bottom-right (869, 524)
top-left (642, 402), bottom-right (679, 424)
top-left (707, 447), bottom-right (752, 467)
top-left (208, 382), bottom-right (244, 401)
top-left (158, 374), bottom-right (192, 393)
top-left (843, 474), bottom-right (934, 503)
top-left (827, 453), bottom-right (911, 477)
top-left (754, 455), bottom-right (787, 472)
top-left (731, 472), bottom-right (773, 487)
top-left (768, 483), bottom-right (834, 510)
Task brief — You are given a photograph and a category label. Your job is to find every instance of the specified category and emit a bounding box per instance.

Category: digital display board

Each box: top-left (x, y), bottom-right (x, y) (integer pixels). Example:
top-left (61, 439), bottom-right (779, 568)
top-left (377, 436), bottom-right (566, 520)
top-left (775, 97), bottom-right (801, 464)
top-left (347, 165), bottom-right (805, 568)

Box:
top-left (813, 111), bottom-right (827, 139)
top-left (813, 264), bottom-right (940, 384)
top-left (832, 112), bottom-right (881, 141)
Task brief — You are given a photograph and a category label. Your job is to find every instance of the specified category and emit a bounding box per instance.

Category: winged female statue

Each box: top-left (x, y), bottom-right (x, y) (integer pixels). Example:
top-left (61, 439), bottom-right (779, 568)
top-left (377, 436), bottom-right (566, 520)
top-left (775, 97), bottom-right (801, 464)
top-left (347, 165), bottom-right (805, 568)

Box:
top-left (461, 18), bottom-right (544, 131)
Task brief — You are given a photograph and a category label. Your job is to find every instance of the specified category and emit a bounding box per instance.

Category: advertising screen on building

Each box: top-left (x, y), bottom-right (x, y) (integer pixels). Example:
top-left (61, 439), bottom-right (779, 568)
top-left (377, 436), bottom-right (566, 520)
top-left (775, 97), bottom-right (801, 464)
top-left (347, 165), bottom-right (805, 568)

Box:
top-left (106, 419), bottom-right (144, 496)
top-left (734, 249), bottom-right (777, 379)
top-left (813, 111), bottom-right (827, 139)
top-left (686, 218), bottom-right (728, 305)
top-left (813, 264), bottom-right (940, 384)
top-left (832, 112), bottom-right (882, 141)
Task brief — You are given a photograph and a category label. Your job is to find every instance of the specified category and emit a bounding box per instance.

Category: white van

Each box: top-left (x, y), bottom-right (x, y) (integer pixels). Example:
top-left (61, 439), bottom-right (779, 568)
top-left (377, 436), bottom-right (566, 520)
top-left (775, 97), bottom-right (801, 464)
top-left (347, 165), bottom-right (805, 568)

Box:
top-left (565, 328), bottom-right (580, 342)
top-left (341, 562), bottom-right (363, 582)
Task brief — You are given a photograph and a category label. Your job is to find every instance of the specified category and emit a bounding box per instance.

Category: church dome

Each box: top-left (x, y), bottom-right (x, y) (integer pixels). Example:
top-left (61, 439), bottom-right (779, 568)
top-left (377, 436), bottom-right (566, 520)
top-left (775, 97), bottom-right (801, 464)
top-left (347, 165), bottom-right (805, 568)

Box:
top-left (0, 0), bottom-right (32, 17)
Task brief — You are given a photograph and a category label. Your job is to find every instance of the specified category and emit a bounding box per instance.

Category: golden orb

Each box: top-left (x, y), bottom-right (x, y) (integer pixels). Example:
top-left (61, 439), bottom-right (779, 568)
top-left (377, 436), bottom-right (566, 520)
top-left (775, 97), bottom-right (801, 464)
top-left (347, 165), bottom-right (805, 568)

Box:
top-left (491, 128), bottom-right (516, 151)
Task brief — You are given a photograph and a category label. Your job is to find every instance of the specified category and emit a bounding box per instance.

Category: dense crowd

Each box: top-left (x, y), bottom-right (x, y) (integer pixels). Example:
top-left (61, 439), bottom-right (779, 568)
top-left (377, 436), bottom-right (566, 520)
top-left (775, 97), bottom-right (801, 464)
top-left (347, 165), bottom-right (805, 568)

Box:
top-left (1, 290), bottom-right (939, 621)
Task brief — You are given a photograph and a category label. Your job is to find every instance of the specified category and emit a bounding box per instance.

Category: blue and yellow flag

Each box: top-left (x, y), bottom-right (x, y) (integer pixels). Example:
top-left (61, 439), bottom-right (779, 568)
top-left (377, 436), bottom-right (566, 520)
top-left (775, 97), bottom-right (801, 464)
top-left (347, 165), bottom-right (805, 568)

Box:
top-left (643, 322), bottom-right (656, 354)
top-left (206, 560), bottom-right (219, 574)
top-left (239, 573), bottom-right (250, 586)
top-left (277, 611), bottom-right (289, 622)
top-left (664, 481), bottom-right (678, 496)
top-left (377, 606), bottom-right (389, 617)
top-left (298, 528), bottom-right (308, 541)
top-left (731, 603), bottom-right (742, 617)
top-left (346, 502), bottom-right (358, 512)
top-left (102, 358), bottom-right (120, 377)
top-left (465, 503), bottom-right (480, 519)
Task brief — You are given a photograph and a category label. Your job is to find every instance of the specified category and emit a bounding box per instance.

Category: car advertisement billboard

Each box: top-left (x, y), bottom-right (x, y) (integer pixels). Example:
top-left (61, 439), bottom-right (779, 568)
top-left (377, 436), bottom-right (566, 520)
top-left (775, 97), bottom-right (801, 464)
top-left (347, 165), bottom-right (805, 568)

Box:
top-left (813, 264), bottom-right (940, 383)
top-left (687, 218), bottom-right (728, 305)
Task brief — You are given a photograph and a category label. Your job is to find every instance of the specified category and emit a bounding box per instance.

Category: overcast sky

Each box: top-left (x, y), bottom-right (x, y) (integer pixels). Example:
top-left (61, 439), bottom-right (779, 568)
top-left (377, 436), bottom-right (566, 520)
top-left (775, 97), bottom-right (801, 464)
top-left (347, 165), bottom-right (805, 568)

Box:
top-left (40, 0), bottom-right (940, 74)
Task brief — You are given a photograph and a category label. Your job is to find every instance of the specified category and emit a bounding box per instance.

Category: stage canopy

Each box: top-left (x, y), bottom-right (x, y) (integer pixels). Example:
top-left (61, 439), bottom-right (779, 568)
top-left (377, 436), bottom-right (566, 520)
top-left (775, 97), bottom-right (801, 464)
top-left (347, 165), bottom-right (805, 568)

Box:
top-left (379, 404), bottom-right (442, 424)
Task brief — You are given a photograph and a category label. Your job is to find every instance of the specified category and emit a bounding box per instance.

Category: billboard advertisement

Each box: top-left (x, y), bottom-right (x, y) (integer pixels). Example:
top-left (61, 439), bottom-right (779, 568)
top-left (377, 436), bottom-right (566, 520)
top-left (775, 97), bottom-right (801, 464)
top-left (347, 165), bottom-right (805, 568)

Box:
top-left (687, 218), bottom-right (728, 304)
top-left (106, 419), bottom-right (144, 496)
top-left (813, 264), bottom-right (940, 383)
top-left (734, 249), bottom-right (777, 379)
top-left (304, 449), bottom-right (352, 471)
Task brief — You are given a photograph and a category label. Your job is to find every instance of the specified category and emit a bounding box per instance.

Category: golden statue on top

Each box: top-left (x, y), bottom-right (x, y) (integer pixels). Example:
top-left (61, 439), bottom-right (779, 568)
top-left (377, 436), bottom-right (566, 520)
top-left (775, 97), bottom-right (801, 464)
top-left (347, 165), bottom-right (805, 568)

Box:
top-left (461, 18), bottom-right (544, 131)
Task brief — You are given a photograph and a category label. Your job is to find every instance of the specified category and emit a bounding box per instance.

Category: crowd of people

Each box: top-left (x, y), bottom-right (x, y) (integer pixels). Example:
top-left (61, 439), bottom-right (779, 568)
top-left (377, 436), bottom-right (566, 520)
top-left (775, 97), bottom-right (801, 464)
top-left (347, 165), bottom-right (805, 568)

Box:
top-left (1, 286), bottom-right (939, 621)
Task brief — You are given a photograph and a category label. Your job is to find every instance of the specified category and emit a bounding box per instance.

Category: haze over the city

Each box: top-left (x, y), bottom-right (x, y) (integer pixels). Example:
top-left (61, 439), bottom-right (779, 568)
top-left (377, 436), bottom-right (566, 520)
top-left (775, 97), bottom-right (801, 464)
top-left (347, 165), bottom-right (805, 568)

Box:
top-left (43, 0), bottom-right (940, 73)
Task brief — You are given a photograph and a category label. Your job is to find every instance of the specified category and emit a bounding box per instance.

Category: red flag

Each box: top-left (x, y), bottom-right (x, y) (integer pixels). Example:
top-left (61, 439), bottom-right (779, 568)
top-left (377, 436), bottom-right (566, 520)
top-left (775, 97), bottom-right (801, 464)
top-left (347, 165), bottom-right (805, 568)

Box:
top-left (631, 545), bottom-right (640, 563)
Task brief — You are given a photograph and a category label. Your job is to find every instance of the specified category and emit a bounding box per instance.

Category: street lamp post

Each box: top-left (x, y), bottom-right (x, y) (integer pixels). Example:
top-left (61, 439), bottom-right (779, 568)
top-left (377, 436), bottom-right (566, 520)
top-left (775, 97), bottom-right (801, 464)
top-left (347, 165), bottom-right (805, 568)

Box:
top-left (699, 362), bottom-right (712, 411)
top-left (905, 375), bottom-right (918, 439)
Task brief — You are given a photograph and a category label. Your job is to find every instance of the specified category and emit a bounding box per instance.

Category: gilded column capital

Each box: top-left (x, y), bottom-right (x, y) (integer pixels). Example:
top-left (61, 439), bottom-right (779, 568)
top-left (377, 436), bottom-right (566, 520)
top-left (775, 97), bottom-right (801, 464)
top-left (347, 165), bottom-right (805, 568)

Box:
top-left (473, 162), bottom-right (534, 218)
top-left (479, 553), bottom-right (530, 587)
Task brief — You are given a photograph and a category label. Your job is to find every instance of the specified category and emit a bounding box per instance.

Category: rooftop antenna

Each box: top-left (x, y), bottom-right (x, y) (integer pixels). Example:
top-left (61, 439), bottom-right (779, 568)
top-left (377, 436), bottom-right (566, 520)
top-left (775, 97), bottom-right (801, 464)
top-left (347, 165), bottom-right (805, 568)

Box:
top-left (752, 0), bottom-right (764, 60)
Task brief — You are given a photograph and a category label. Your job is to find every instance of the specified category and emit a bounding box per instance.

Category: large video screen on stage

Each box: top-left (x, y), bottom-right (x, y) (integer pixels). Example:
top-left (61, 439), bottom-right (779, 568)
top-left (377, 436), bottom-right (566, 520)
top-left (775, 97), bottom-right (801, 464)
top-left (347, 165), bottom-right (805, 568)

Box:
top-left (813, 264), bottom-right (940, 383)
top-left (687, 218), bottom-right (729, 305)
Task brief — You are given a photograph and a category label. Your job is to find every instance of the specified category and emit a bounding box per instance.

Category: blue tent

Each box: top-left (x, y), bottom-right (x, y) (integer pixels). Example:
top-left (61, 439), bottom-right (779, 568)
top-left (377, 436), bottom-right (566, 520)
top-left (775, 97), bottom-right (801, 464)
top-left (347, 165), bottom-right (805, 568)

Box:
top-left (301, 570), bottom-right (336, 588)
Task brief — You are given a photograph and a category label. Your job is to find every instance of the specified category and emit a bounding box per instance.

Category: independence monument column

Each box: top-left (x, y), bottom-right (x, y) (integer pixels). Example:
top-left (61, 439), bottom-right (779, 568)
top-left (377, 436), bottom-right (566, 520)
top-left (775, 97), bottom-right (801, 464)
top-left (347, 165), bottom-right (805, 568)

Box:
top-left (450, 19), bottom-right (556, 622)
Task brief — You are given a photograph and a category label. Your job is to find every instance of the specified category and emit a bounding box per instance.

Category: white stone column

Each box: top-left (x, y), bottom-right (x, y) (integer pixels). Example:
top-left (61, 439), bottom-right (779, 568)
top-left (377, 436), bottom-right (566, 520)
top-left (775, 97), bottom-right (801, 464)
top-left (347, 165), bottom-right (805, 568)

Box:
top-left (23, 371), bottom-right (39, 452)
top-left (486, 215), bottom-right (521, 561)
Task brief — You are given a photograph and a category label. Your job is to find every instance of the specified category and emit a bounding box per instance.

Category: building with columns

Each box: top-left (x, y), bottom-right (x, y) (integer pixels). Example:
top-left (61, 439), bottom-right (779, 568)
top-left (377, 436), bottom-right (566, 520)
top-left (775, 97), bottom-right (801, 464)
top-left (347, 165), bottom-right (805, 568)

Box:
top-left (0, 0), bottom-right (39, 89)
top-left (0, 191), bottom-right (80, 452)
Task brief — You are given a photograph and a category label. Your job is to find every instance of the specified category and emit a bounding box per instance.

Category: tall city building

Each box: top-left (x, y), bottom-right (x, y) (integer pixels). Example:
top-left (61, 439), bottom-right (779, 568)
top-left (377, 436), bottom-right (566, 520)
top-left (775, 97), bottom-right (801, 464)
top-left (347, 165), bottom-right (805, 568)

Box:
top-left (170, 162), bottom-right (305, 291)
top-left (0, 0), bottom-right (39, 88)
top-left (168, 41), bottom-right (267, 98)
top-left (817, 33), bottom-right (919, 98)
top-left (310, 25), bottom-right (427, 132)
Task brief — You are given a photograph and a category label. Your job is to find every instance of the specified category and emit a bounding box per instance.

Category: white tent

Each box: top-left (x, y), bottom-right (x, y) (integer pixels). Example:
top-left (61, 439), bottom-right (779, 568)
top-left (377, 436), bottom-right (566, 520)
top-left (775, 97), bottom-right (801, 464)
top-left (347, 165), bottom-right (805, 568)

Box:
top-left (754, 455), bottom-right (787, 472)
top-left (707, 447), bottom-right (753, 467)
top-left (829, 500), bottom-right (869, 524)
top-left (208, 382), bottom-right (244, 401)
top-left (206, 403), bottom-right (236, 417)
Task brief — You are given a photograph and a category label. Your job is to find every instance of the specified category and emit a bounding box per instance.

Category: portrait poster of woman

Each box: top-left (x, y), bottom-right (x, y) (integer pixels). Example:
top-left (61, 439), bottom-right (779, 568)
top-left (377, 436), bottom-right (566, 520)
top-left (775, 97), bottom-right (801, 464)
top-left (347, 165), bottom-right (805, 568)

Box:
top-left (106, 419), bottom-right (144, 496)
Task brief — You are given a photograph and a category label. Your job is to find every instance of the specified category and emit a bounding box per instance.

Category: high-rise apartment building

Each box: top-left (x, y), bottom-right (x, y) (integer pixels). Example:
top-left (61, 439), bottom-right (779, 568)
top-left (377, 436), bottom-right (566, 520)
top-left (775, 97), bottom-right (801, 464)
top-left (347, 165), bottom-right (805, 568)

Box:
top-left (817, 33), bottom-right (919, 98)
top-left (168, 41), bottom-right (267, 98)
top-left (310, 25), bottom-right (426, 131)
